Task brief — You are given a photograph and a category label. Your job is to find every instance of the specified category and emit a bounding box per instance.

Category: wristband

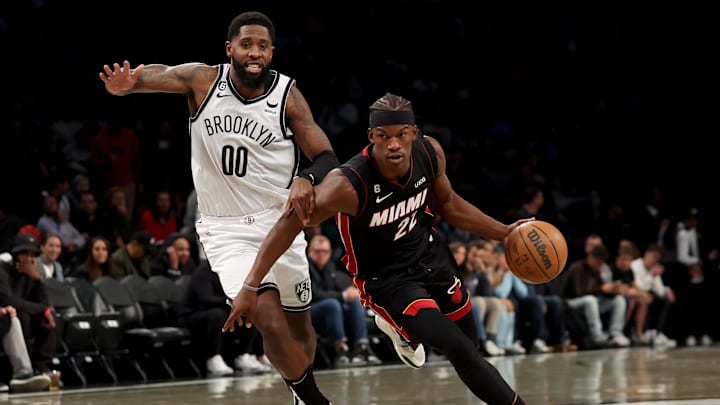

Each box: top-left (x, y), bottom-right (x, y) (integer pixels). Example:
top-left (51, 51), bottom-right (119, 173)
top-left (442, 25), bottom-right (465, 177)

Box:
top-left (242, 282), bottom-right (261, 292)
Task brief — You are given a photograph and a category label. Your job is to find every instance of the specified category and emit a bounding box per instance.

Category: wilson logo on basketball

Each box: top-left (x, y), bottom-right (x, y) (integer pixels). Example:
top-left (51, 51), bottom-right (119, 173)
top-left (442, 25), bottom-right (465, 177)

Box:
top-left (527, 229), bottom-right (552, 270)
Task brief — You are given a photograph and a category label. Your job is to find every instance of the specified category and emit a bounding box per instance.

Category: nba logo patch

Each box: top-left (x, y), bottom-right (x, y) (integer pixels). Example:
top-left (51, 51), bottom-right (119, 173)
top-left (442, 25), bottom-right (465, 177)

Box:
top-left (295, 279), bottom-right (311, 303)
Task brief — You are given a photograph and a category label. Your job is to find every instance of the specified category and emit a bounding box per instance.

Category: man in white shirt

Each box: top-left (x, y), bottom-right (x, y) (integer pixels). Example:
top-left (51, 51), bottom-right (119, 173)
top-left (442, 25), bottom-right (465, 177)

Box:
top-left (630, 244), bottom-right (676, 347)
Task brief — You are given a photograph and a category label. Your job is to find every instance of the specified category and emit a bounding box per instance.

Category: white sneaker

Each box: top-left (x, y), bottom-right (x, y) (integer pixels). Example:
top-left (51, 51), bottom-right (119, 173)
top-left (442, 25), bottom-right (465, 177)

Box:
top-left (484, 340), bottom-right (505, 356)
top-left (532, 339), bottom-right (550, 353)
top-left (206, 354), bottom-right (234, 376)
top-left (253, 355), bottom-right (273, 373)
top-left (634, 332), bottom-right (652, 345)
top-left (374, 314), bottom-right (425, 369)
top-left (235, 353), bottom-right (269, 374)
top-left (656, 333), bottom-right (677, 348)
top-left (258, 355), bottom-right (275, 370)
top-left (511, 340), bottom-right (527, 354)
top-left (701, 334), bottom-right (713, 346)
top-left (610, 334), bottom-right (631, 347)
top-left (8, 372), bottom-right (51, 393)
top-left (686, 336), bottom-right (697, 347)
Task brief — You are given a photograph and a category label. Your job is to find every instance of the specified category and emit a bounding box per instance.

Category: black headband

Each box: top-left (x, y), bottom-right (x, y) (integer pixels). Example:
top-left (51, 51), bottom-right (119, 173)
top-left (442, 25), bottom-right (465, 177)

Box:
top-left (369, 111), bottom-right (415, 128)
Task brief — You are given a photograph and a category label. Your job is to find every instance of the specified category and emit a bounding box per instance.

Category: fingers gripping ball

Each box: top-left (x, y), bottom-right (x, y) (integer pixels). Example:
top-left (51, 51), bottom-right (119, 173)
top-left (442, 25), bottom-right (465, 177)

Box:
top-left (505, 221), bottom-right (568, 284)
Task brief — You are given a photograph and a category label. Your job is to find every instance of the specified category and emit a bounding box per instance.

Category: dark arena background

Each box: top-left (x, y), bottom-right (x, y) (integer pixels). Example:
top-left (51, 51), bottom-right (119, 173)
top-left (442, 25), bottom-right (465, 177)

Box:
top-left (1, 1), bottom-right (718, 404)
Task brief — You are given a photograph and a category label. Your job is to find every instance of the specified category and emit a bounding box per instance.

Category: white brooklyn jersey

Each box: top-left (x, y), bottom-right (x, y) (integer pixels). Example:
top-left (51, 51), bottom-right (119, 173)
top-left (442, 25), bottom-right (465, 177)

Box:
top-left (189, 64), bottom-right (299, 217)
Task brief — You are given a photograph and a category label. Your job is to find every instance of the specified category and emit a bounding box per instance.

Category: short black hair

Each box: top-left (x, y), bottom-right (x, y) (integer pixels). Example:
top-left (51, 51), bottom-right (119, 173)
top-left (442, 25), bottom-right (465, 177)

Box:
top-left (369, 92), bottom-right (413, 113)
top-left (227, 11), bottom-right (276, 43)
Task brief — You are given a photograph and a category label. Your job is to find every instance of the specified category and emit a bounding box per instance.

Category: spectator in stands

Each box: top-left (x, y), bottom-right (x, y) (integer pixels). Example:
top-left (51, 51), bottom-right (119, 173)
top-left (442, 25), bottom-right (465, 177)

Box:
top-left (585, 234), bottom-right (613, 282)
top-left (100, 186), bottom-right (133, 250)
top-left (611, 244), bottom-right (653, 345)
top-left (462, 239), bottom-right (507, 356)
top-left (150, 233), bottom-right (196, 279)
top-left (673, 207), bottom-right (712, 347)
top-left (0, 234), bottom-right (57, 376)
top-left (307, 235), bottom-right (381, 367)
top-left (72, 190), bottom-right (106, 244)
top-left (561, 243), bottom-right (630, 348)
top-left (137, 189), bottom-right (178, 244)
top-left (72, 236), bottom-right (113, 282)
top-left (512, 185), bottom-right (545, 222)
top-left (177, 261), bottom-right (268, 376)
top-left (0, 305), bottom-right (52, 392)
top-left (67, 174), bottom-right (91, 216)
top-left (630, 244), bottom-right (677, 348)
top-left (88, 111), bottom-right (142, 221)
top-left (37, 233), bottom-right (64, 282)
top-left (35, 194), bottom-right (85, 253)
top-left (109, 230), bottom-right (154, 279)
top-left (493, 248), bottom-right (549, 354)
top-left (452, 240), bottom-right (500, 356)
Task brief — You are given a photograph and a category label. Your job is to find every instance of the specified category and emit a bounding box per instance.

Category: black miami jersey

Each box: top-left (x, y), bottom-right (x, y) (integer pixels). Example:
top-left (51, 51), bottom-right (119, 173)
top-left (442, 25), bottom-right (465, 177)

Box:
top-left (335, 136), bottom-right (441, 280)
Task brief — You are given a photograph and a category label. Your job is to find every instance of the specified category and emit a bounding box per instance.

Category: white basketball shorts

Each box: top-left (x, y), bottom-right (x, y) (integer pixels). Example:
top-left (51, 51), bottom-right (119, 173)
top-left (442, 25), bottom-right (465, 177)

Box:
top-left (196, 208), bottom-right (311, 311)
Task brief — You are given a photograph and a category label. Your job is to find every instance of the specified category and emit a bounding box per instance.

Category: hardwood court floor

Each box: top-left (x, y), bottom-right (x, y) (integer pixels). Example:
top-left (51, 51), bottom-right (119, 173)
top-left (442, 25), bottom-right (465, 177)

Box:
top-left (4, 346), bottom-right (720, 405)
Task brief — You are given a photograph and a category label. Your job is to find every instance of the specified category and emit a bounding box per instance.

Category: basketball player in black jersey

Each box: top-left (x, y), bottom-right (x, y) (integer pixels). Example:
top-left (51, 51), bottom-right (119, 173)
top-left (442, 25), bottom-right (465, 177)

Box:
top-left (224, 93), bottom-right (531, 404)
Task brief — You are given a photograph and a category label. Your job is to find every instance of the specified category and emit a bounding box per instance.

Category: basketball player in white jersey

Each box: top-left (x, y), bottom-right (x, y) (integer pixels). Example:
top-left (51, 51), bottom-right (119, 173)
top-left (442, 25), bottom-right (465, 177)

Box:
top-left (99, 11), bottom-right (337, 405)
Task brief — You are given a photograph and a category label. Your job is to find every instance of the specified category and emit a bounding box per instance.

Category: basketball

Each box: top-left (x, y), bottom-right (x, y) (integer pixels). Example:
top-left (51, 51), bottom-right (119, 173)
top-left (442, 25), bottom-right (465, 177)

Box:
top-left (504, 220), bottom-right (568, 284)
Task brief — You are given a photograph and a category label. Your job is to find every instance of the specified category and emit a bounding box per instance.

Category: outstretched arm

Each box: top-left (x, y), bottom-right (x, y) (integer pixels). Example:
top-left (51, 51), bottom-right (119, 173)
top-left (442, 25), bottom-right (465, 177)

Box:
top-left (284, 85), bottom-right (339, 226)
top-left (98, 60), bottom-right (216, 110)
top-left (223, 169), bottom-right (357, 332)
top-left (425, 135), bottom-right (533, 242)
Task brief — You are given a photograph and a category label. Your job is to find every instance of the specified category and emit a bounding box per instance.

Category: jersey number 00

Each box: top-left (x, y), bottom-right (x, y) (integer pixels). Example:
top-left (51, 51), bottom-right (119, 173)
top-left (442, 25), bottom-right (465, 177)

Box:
top-left (221, 145), bottom-right (248, 177)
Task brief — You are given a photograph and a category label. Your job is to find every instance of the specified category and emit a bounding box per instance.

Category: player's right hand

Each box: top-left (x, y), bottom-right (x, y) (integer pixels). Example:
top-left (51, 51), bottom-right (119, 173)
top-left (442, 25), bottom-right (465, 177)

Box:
top-left (99, 60), bottom-right (144, 95)
top-left (504, 217), bottom-right (535, 244)
top-left (222, 287), bottom-right (258, 332)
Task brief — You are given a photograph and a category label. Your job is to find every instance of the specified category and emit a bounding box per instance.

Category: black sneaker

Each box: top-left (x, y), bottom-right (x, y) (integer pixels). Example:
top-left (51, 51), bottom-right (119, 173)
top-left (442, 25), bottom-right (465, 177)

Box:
top-left (9, 372), bottom-right (50, 393)
top-left (355, 343), bottom-right (382, 366)
top-left (334, 348), bottom-right (352, 368)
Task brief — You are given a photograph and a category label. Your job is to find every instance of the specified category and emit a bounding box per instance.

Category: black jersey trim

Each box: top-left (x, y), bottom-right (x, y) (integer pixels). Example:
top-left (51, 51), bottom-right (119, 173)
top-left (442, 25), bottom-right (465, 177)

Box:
top-left (418, 136), bottom-right (438, 180)
top-left (279, 78), bottom-right (295, 140)
top-left (286, 137), bottom-right (301, 189)
top-left (226, 68), bottom-right (281, 104)
top-left (340, 166), bottom-right (369, 217)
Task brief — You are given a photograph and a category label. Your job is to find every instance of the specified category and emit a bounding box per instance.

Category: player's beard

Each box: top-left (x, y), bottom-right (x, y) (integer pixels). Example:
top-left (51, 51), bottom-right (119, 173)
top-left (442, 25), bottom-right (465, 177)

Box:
top-left (231, 58), bottom-right (270, 90)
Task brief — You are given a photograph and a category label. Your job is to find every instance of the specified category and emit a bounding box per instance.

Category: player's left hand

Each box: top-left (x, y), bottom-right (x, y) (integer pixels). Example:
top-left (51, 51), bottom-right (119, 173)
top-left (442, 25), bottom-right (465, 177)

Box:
top-left (284, 176), bottom-right (314, 226)
top-left (222, 288), bottom-right (258, 332)
top-left (504, 217), bottom-right (535, 244)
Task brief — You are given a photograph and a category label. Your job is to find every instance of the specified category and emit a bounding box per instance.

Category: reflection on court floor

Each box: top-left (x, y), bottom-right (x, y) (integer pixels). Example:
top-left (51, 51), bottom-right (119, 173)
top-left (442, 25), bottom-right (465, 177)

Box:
top-left (4, 347), bottom-right (720, 405)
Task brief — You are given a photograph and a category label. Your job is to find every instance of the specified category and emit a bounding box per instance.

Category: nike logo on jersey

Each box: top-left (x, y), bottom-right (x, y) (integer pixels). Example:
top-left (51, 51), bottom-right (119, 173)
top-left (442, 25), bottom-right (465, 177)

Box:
top-left (216, 93), bottom-right (233, 98)
top-left (267, 100), bottom-right (279, 108)
top-left (376, 193), bottom-right (393, 203)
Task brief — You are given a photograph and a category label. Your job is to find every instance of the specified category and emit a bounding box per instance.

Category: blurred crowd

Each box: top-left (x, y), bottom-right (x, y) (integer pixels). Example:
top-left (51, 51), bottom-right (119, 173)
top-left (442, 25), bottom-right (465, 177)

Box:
top-left (1, 0), bottom-right (717, 394)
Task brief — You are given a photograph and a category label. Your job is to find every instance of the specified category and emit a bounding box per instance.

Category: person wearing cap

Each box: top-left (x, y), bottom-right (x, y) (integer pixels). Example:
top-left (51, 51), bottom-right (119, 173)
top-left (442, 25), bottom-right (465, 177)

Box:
top-left (0, 234), bottom-right (57, 383)
top-left (109, 230), bottom-right (154, 279)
